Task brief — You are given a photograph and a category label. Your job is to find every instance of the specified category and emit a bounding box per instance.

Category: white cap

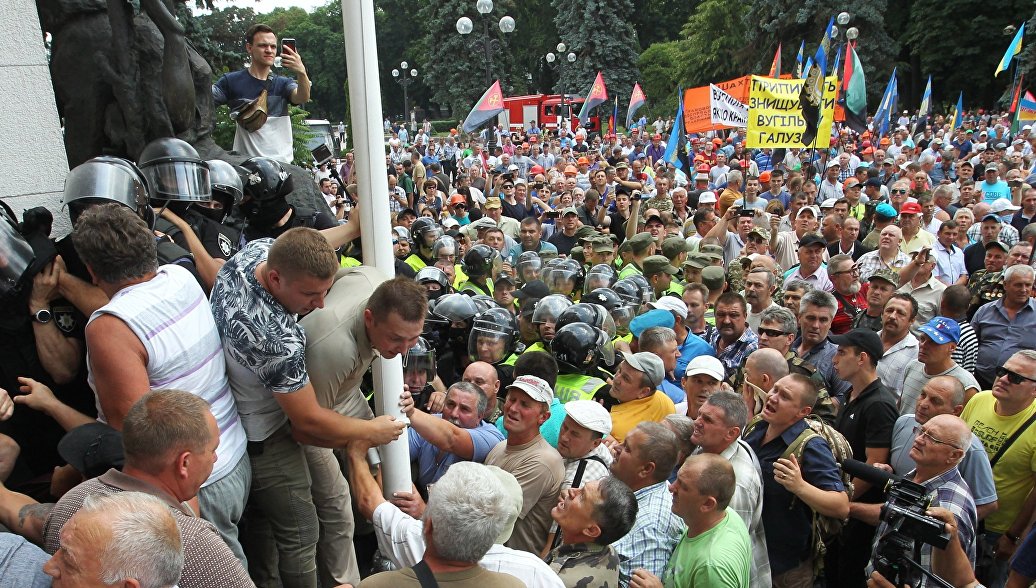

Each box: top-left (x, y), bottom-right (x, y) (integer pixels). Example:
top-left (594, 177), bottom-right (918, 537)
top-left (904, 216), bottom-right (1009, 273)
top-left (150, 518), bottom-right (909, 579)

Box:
top-left (820, 198), bottom-right (837, 209)
top-left (442, 217), bottom-right (460, 229)
top-left (565, 400), bottom-right (613, 436)
top-left (695, 173), bottom-right (710, 182)
top-left (990, 198), bottom-right (1021, 213)
top-left (507, 375), bottom-right (553, 404)
top-left (485, 466), bottom-right (523, 544)
top-left (796, 205), bottom-right (820, 219)
top-left (1024, 125), bottom-right (1033, 131)
top-left (699, 191), bottom-right (717, 204)
top-left (684, 355), bottom-right (725, 381)
top-left (648, 296), bottom-right (688, 319)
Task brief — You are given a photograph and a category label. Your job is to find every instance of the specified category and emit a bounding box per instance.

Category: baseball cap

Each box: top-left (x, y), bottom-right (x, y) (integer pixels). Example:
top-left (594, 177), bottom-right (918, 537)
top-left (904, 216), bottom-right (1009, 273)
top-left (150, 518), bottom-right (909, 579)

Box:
top-left (565, 400), bottom-right (613, 436)
top-left (798, 233), bottom-right (827, 248)
top-left (577, 157), bottom-right (589, 165)
top-left (513, 279), bottom-right (550, 300)
top-left (843, 177), bottom-right (861, 189)
top-left (648, 296), bottom-right (688, 319)
top-left (696, 163), bottom-right (711, 173)
top-left (592, 236), bottom-right (615, 253)
top-left (616, 160), bottom-right (630, 170)
top-left (984, 239), bottom-right (1009, 253)
top-left (864, 178), bottom-right (882, 188)
top-left (484, 197), bottom-right (502, 209)
top-left (699, 191), bottom-right (717, 204)
top-left (990, 199), bottom-right (1021, 213)
top-left (748, 226), bottom-right (771, 241)
top-left (629, 309), bottom-right (675, 338)
top-left (58, 422), bottom-right (125, 478)
top-left (472, 216), bottom-right (497, 230)
top-left (442, 217), bottom-right (460, 229)
top-left (494, 272), bottom-right (516, 286)
top-left (562, 206), bottom-right (580, 217)
top-left (797, 205), bottom-right (820, 219)
top-left (917, 316), bottom-right (961, 345)
top-left (626, 232), bottom-right (655, 252)
top-left (826, 160), bottom-right (841, 169)
top-left (564, 165), bottom-right (578, 176)
top-left (759, 171), bottom-right (772, 182)
top-left (638, 254), bottom-right (679, 277)
top-left (868, 268), bottom-right (900, 288)
top-left (684, 355), bottom-right (725, 381)
top-left (701, 265), bottom-right (725, 291)
top-left (700, 244), bottom-right (724, 260)
top-left (828, 328), bottom-right (884, 362)
top-left (899, 202), bottom-right (923, 215)
top-left (661, 237), bottom-right (690, 259)
top-left (875, 203), bottom-right (898, 219)
top-left (683, 254), bottom-right (710, 270)
top-left (621, 352), bottom-right (665, 388)
top-left (820, 198), bottom-right (837, 210)
top-left (507, 374), bottom-right (554, 404)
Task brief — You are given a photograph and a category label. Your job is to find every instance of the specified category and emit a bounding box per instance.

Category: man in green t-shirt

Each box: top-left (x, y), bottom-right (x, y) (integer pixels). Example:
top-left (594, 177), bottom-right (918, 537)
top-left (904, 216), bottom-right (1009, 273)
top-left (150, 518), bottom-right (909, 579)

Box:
top-left (630, 454), bottom-right (751, 588)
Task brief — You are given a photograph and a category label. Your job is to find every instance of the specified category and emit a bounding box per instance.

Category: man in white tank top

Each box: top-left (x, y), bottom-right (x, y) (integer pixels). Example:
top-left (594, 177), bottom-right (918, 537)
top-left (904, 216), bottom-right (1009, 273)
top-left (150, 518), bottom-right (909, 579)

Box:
top-left (70, 204), bottom-right (251, 564)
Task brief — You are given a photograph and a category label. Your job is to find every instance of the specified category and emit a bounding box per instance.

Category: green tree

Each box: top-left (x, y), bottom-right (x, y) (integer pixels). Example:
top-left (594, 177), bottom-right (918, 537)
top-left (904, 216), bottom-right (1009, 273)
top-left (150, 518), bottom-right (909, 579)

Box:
top-left (182, 4), bottom-right (255, 74)
top-left (637, 41), bottom-right (684, 118)
top-left (213, 104), bottom-right (313, 166)
top-left (677, 0), bottom-right (750, 87)
top-left (552, 0), bottom-right (642, 123)
top-left (415, 0), bottom-right (523, 118)
top-left (628, 0), bottom-right (697, 49)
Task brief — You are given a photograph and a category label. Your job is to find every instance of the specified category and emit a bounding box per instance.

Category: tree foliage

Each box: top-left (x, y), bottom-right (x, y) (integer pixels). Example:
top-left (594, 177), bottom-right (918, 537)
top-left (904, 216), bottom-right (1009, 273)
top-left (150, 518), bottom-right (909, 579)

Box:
top-left (637, 41), bottom-right (684, 118)
top-left (552, 0), bottom-right (642, 124)
top-left (678, 0), bottom-right (750, 88)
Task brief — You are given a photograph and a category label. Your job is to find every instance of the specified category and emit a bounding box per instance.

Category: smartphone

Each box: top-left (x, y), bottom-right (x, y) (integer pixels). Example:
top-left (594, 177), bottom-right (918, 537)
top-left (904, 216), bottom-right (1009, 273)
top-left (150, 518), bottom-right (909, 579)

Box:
top-left (281, 38), bottom-right (297, 55)
top-left (546, 211), bottom-right (560, 218)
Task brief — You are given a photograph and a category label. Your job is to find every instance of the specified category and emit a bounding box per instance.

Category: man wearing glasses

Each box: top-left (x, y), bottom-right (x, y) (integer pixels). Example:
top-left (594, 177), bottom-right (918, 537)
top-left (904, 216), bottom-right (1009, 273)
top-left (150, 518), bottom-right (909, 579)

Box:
top-left (962, 349), bottom-right (1036, 588)
top-left (827, 254), bottom-right (867, 335)
top-left (861, 413), bottom-right (978, 584)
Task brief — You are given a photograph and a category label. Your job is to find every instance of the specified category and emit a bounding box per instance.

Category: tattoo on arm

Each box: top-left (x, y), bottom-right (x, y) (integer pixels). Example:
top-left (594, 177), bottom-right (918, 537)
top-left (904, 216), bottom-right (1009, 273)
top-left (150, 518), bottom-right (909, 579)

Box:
top-left (17, 503), bottom-right (54, 538)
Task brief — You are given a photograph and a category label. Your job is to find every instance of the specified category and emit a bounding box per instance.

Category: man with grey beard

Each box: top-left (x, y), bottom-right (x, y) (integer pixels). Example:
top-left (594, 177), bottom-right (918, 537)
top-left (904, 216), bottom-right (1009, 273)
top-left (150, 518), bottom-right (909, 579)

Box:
top-left (828, 254), bottom-right (867, 335)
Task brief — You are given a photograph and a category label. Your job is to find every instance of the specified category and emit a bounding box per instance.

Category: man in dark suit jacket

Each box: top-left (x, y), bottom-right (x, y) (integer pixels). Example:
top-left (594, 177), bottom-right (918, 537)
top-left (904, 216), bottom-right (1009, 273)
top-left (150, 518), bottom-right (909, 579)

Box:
top-left (826, 216), bottom-right (872, 261)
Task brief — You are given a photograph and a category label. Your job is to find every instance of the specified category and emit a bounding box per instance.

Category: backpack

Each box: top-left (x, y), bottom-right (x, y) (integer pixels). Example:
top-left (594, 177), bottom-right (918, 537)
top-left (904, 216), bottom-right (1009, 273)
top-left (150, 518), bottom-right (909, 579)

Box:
top-left (744, 414), bottom-right (854, 575)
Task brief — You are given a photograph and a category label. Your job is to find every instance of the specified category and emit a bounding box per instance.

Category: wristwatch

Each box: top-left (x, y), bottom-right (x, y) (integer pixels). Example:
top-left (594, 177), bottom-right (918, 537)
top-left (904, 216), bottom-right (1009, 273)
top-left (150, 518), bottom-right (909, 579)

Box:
top-left (32, 309), bottom-right (53, 324)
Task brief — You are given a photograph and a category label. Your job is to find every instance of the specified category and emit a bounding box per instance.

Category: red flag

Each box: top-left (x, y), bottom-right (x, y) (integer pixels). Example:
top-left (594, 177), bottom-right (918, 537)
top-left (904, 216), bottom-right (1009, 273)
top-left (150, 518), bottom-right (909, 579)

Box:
top-left (841, 41), bottom-right (854, 92)
top-left (578, 71), bottom-right (608, 123)
top-left (769, 43), bottom-right (782, 77)
top-left (626, 83), bottom-right (646, 129)
top-left (1010, 73), bottom-right (1025, 113)
top-left (462, 81), bottom-right (504, 133)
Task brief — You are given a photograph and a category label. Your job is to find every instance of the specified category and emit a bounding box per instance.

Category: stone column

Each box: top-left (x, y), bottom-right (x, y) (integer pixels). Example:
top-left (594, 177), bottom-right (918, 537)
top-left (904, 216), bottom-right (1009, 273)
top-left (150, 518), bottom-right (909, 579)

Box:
top-left (0, 0), bottom-right (71, 235)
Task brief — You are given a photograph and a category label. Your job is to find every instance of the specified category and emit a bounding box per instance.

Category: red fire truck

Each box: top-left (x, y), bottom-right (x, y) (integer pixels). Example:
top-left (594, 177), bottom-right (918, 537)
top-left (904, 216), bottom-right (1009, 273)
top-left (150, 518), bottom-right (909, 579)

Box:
top-left (499, 94), bottom-right (601, 134)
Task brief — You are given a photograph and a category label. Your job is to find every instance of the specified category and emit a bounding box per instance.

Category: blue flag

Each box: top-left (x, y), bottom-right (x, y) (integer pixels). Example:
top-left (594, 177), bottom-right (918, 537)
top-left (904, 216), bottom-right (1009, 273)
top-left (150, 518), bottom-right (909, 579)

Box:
top-left (662, 90), bottom-right (684, 169)
top-left (796, 40), bottom-right (805, 77)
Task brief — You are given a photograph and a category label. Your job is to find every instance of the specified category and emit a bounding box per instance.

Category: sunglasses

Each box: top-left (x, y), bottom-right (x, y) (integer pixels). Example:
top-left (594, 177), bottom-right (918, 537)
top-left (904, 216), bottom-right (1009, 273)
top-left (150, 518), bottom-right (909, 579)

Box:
top-left (913, 426), bottom-right (962, 450)
top-left (503, 185), bottom-right (515, 189)
top-left (997, 366), bottom-right (1036, 385)
top-left (890, 189), bottom-right (908, 194)
top-left (757, 328), bottom-right (788, 338)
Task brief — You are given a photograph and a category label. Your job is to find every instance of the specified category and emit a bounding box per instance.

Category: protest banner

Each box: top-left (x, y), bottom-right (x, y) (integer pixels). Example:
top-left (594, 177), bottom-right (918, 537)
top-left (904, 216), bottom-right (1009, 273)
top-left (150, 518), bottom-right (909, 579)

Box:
top-left (682, 76), bottom-right (750, 133)
top-left (709, 84), bottom-right (748, 128)
top-left (745, 75), bottom-right (838, 148)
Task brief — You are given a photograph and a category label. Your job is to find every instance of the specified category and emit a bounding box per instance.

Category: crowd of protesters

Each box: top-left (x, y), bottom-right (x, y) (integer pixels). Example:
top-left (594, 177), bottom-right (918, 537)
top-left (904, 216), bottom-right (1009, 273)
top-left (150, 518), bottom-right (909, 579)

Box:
top-left (1, 95), bottom-right (1036, 588)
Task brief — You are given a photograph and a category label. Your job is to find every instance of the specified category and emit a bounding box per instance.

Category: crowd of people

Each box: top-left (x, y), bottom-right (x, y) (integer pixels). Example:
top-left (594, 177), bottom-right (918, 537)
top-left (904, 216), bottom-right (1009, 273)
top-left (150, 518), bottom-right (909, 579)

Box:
top-left (3, 20), bottom-right (1036, 588)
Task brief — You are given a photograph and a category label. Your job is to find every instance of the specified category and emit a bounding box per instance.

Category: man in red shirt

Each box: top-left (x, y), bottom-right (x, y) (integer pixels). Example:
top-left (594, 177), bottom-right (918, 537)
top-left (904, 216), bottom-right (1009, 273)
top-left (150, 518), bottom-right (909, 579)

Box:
top-left (828, 253), bottom-right (867, 335)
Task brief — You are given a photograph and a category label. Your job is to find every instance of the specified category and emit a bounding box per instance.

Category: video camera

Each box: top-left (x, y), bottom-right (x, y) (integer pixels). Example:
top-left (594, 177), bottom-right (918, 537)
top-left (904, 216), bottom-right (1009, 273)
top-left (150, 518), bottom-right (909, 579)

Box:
top-left (843, 459), bottom-right (953, 588)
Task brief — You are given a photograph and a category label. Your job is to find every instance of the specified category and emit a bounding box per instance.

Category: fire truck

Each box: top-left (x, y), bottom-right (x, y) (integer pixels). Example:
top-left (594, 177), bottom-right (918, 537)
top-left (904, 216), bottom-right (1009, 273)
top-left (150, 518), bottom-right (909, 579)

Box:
top-left (499, 94), bottom-right (601, 135)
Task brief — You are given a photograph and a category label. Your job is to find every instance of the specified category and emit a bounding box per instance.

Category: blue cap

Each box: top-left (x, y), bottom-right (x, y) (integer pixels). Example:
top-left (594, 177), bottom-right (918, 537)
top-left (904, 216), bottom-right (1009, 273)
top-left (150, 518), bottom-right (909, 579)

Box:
top-left (629, 309), bottom-right (675, 338)
top-left (875, 203), bottom-right (898, 219)
top-left (917, 316), bottom-right (960, 345)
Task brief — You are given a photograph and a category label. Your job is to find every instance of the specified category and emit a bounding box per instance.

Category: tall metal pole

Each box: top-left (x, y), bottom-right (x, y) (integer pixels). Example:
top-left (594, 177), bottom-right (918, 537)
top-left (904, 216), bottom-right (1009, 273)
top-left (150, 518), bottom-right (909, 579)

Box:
top-left (341, 0), bottom-right (411, 497)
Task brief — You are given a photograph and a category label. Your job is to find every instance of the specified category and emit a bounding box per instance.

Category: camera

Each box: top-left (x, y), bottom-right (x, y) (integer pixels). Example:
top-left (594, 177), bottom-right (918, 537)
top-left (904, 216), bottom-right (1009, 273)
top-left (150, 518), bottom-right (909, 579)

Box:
top-left (845, 459), bottom-right (952, 588)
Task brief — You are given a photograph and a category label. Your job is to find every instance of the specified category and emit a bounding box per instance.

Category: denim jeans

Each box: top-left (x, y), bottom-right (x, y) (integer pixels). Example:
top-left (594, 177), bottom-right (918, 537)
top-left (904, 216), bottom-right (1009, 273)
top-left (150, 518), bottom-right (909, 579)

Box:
top-left (198, 450), bottom-right (252, 566)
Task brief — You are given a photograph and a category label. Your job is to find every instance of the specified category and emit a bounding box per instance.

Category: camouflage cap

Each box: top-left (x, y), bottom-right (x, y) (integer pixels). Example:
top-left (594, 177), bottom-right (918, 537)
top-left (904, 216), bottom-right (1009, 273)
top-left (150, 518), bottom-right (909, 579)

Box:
top-left (747, 226), bottom-right (771, 241)
top-left (661, 237), bottom-right (691, 259)
top-left (575, 226), bottom-right (599, 240)
top-left (626, 232), bottom-right (656, 253)
top-left (642, 255), bottom-right (679, 276)
top-left (700, 243), bottom-right (724, 257)
top-left (592, 236), bottom-right (615, 253)
top-left (569, 246), bottom-right (585, 263)
top-left (683, 254), bottom-right (710, 270)
top-left (868, 267), bottom-right (900, 287)
top-left (701, 265), bottom-right (726, 291)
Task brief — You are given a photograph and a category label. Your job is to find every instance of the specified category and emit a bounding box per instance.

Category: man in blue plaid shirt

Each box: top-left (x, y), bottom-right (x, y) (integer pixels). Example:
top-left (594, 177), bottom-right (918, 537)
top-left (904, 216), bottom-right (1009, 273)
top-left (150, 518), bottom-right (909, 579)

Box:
top-left (864, 414), bottom-right (978, 587)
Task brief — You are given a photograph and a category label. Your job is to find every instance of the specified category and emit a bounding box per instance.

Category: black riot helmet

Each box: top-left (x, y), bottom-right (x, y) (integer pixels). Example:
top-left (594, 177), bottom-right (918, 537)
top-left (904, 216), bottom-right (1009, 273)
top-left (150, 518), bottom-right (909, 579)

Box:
top-left (403, 336), bottom-right (436, 390)
top-left (468, 307), bottom-right (519, 365)
top-left (626, 273), bottom-right (655, 304)
top-left (411, 217), bottom-right (444, 252)
top-left (137, 137), bottom-right (211, 202)
top-left (586, 287), bottom-right (635, 336)
top-left (545, 257), bottom-right (584, 296)
top-left (0, 212), bottom-right (35, 296)
top-left (432, 293), bottom-right (480, 326)
top-left (550, 323), bottom-right (613, 374)
top-left (200, 159), bottom-right (244, 223)
top-left (238, 157), bottom-right (294, 229)
top-left (461, 244), bottom-right (501, 279)
top-left (516, 251), bottom-right (542, 284)
top-left (63, 156), bottom-right (155, 229)
top-left (556, 303), bottom-right (617, 339)
top-left (415, 266), bottom-right (451, 300)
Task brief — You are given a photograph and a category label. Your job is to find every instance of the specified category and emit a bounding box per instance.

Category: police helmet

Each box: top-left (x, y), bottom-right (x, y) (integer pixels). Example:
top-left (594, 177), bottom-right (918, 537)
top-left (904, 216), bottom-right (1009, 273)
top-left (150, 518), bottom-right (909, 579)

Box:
top-left (556, 303), bottom-right (617, 339)
top-left (468, 307), bottom-right (519, 365)
top-left (550, 323), bottom-right (612, 373)
top-left (462, 244), bottom-right (501, 279)
top-left (516, 251), bottom-right (542, 284)
top-left (545, 257), bottom-right (584, 296)
top-left (531, 294), bottom-right (574, 325)
top-left (137, 137), bottom-right (211, 202)
top-left (403, 336), bottom-right (436, 388)
top-left (63, 157), bottom-right (155, 229)
top-left (412, 217), bottom-right (444, 250)
top-left (239, 157), bottom-right (294, 205)
top-left (415, 266), bottom-right (451, 300)
top-left (583, 263), bottom-right (617, 294)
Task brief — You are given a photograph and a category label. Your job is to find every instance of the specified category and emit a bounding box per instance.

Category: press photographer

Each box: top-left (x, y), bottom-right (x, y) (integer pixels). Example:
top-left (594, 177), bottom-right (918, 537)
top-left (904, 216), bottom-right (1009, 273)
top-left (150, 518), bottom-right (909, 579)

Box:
top-left (846, 414), bottom-right (978, 588)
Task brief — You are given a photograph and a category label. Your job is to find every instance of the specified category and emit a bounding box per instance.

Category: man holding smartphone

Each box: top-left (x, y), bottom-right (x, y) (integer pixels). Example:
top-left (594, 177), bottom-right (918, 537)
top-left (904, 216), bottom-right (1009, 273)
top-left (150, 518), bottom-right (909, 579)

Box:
top-left (213, 24), bottom-right (311, 164)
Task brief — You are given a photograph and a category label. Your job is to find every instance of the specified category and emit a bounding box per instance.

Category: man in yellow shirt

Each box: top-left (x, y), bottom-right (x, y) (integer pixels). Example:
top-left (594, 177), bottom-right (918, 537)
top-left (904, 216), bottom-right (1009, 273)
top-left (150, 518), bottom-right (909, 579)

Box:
top-left (606, 352), bottom-right (676, 442)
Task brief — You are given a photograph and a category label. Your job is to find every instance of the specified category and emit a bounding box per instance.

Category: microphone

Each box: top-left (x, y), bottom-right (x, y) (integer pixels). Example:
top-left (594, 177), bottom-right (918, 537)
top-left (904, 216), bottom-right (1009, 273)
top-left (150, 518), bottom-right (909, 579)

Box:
top-left (842, 458), bottom-right (904, 491)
